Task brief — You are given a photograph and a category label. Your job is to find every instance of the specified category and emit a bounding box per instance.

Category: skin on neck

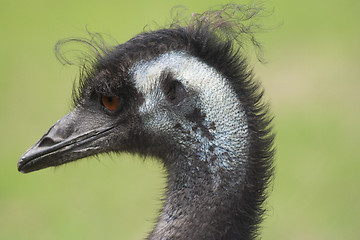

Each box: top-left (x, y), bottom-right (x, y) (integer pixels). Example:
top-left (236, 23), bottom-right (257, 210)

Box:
top-left (149, 149), bottom-right (249, 240)
top-left (131, 52), bottom-right (250, 239)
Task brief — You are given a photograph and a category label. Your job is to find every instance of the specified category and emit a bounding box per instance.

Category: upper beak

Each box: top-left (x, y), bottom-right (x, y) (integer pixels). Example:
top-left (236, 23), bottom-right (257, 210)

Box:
top-left (18, 107), bottom-right (114, 173)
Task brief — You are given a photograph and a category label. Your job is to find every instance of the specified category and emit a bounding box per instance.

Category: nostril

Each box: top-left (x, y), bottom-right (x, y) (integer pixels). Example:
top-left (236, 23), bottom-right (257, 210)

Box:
top-left (38, 137), bottom-right (58, 148)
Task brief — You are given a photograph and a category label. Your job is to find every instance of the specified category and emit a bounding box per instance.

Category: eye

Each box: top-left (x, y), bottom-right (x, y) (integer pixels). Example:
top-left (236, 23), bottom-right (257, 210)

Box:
top-left (101, 95), bottom-right (120, 112)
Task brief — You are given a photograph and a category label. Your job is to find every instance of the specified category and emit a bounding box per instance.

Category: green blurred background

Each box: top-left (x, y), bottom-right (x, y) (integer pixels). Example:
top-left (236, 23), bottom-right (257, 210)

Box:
top-left (1, 0), bottom-right (359, 239)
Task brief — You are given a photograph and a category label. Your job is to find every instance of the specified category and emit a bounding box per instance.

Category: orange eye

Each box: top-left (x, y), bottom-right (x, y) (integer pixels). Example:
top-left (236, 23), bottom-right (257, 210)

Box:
top-left (101, 96), bottom-right (120, 111)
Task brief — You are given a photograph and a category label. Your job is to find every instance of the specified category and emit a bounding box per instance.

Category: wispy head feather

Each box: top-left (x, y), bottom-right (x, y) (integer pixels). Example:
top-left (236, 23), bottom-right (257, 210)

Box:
top-left (170, 3), bottom-right (269, 62)
top-left (54, 30), bottom-right (117, 107)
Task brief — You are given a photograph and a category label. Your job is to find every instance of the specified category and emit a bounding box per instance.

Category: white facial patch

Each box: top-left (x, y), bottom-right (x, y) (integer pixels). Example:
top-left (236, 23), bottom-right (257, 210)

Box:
top-left (131, 51), bottom-right (249, 188)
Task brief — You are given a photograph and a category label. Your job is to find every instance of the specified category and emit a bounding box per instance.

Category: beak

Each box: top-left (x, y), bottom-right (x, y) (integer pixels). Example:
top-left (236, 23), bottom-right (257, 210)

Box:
top-left (18, 107), bottom-right (115, 173)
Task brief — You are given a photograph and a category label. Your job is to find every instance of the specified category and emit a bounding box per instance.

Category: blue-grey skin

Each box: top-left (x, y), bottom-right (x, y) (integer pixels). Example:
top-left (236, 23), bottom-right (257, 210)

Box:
top-left (132, 51), bottom-right (251, 239)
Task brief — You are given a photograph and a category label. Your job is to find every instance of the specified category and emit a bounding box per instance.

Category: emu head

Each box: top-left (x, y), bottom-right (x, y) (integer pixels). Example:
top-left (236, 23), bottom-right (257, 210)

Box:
top-left (18, 47), bottom-right (250, 174)
top-left (18, 10), bottom-right (263, 174)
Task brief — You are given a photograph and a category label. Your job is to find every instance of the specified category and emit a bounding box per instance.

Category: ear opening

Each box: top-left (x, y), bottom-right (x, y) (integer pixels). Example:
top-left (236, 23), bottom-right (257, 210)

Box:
top-left (161, 71), bottom-right (187, 104)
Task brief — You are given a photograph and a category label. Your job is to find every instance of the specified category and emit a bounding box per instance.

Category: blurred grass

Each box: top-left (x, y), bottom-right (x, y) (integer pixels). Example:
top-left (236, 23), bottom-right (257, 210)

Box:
top-left (1, 0), bottom-right (359, 239)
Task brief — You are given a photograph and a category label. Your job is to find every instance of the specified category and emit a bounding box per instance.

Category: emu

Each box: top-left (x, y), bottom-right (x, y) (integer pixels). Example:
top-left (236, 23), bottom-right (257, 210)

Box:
top-left (18, 5), bottom-right (274, 240)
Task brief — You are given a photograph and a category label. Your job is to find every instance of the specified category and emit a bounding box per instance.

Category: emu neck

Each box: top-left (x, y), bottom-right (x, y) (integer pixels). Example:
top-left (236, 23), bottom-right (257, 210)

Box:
top-left (148, 150), bottom-right (248, 240)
